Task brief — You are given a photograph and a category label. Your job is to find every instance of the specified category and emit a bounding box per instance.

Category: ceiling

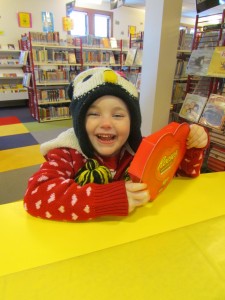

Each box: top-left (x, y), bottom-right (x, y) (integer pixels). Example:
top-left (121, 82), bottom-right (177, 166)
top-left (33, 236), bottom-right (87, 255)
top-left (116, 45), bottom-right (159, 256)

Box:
top-left (120, 0), bottom-right (225, 18)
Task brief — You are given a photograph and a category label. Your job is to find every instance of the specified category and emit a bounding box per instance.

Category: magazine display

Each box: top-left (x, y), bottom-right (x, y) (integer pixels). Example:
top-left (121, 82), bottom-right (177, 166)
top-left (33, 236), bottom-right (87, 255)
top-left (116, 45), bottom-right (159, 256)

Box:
top-left (207, 46), bottom-right (225, 77)
top-left (199, 93), bottom-right (225, 130)
top-left (179, 93), bottom-right (208, 122)
top-left (186, 48), bottom-right (214, 76)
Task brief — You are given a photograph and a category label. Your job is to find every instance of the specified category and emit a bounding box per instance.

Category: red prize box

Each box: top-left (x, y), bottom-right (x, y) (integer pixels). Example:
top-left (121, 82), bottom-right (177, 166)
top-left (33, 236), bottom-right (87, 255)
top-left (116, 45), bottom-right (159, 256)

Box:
top-left (128, 122), bottom-right (190, 200)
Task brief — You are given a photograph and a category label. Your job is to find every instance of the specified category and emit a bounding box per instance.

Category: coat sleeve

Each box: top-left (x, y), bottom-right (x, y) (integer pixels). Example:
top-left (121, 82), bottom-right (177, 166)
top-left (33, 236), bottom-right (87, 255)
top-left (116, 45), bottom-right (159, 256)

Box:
top-left (176, 131), bottom-right (210, 178)
top-left (176, 147), bottom-right (206, 177)
top-left (24, 148), bottom-right (128, 221)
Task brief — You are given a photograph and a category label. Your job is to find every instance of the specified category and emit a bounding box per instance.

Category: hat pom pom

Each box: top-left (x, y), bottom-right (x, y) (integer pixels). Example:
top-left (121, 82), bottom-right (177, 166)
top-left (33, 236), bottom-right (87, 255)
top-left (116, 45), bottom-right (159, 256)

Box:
top-left (74, 159), bottom-right (112, 185)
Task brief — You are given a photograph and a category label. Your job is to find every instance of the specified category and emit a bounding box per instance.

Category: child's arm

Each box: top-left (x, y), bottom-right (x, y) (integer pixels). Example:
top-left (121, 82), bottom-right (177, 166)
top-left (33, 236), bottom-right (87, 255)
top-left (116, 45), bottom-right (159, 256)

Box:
top-left (24, 148), bottom-right (129, 221)
top-left (176, 124), bottom-right (209, 177)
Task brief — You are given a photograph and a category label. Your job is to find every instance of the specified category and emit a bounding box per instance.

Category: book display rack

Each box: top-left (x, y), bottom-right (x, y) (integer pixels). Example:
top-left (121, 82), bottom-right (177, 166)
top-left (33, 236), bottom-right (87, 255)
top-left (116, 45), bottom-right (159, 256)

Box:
top-left (19, 32), bottom-right (129, 122)
top-left (175, 10), bottom-right (225, 172)
top-left (170, 25), bottom-right (193, 122)
top-left (0, 48), bottom-right (28, 102)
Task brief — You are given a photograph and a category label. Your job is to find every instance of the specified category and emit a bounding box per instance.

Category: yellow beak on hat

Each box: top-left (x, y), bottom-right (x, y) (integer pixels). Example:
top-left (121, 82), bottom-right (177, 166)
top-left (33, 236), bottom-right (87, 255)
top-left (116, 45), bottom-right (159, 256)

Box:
top-left (103, 69), bottom-right (118, 84)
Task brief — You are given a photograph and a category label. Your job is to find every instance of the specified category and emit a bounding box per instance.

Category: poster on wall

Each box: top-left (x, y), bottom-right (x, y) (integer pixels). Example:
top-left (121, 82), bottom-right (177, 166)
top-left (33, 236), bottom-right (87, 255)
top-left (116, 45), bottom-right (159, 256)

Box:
top-left (128, 25), bottom-right (136, 36)
top-left (17, 12), bottom-right (32, 28)
top-left (62, 17), bottom-right (74, 31)
top-left (42, 12), bottom-right (54, 32)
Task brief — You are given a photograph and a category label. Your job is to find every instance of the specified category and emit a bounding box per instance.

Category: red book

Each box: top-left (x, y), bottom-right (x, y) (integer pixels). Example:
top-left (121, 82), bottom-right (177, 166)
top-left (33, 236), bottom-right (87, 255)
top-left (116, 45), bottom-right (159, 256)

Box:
top-left (128, 122), bottom-right (190, 200)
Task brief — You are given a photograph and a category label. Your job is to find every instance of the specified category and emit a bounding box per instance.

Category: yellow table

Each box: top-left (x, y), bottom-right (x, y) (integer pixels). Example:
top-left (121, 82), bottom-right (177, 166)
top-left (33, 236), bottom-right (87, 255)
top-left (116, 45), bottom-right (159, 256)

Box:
top-left (1, 172), bottom-right (225, 299)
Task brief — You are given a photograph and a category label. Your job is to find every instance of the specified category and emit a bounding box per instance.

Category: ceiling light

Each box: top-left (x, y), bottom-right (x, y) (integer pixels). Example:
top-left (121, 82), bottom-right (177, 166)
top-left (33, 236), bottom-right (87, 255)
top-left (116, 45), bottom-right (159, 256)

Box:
top-left (76, 0), bottom-right (102, 5)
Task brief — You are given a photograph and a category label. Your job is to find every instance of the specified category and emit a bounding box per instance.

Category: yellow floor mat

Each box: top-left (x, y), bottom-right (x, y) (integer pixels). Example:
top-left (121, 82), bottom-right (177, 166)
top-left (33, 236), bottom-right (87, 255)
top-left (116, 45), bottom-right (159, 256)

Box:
top-left (0, 145), bottom-right (45, 172)
top-left (0, 123), bottom-right (29, 137)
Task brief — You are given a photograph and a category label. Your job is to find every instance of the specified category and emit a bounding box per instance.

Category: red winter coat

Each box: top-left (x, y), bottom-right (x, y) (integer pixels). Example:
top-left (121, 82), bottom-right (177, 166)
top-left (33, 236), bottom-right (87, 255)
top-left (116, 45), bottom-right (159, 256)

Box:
top-left (24, 128), bottom-right (206, 222)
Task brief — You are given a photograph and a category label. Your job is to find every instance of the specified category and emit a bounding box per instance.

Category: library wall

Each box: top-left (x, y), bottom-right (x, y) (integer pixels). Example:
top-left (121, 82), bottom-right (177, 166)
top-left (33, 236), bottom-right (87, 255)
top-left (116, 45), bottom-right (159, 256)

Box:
top-left (0, 0), bottom-right (145, 46)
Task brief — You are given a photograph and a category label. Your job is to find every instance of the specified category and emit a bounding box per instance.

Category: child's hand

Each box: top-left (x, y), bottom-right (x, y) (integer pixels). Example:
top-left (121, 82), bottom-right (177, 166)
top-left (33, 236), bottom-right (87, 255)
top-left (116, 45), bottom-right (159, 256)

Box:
top-left (125, 182), bottom-right (150, 213)
top-left (186, 124), bottom-right (208, 149)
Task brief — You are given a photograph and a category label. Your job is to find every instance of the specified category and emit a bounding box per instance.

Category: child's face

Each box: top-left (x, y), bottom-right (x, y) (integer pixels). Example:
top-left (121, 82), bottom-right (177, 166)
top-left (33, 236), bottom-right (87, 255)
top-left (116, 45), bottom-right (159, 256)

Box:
top-left (85, 95), bottom-right (130, 157)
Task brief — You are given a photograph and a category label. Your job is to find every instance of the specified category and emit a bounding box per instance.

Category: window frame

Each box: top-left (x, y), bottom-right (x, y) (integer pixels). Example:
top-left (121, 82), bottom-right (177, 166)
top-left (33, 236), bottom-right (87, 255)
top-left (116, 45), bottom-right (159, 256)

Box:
top-left (69, 7), bottom-right (113, 37)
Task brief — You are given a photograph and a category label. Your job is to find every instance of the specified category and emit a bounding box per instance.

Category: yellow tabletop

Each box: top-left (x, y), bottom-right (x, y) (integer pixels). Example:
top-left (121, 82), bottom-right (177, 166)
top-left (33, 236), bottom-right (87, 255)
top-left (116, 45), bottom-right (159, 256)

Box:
top-left (0, 172), bottom-right (225, 299)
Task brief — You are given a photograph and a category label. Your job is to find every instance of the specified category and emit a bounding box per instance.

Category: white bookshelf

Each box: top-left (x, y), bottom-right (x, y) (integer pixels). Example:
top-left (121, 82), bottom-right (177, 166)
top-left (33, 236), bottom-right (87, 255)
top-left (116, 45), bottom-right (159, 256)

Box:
top-left (0, 49), bottom-right (28, 102)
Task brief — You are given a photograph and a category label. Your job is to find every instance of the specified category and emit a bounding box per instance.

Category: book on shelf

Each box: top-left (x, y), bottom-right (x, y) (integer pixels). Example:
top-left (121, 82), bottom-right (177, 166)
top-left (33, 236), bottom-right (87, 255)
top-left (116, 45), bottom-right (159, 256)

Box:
top-left (23, 73), bottom-right (32, 87)
top-left (209, 130), bottom-right (225, 146)
top-left (30, 31), bottom-right (60, 44)
top-left (178, 30), bottom-right (193, 50)
top-left (172, 82), bottom-right (186, 103)
top-left (192, 77), bottom-right (212, 97)
top-left (124, 48), bottom-right (137, 66)
top-left (197, 31), bottom-right (219, 49)
top-left (101, 37), bottom-right (110, 48)
top-left (109, 52), bottom-right (116, 64)
top-left (210, 145), bottom-right (225, 161)
top-left (19, 50), bottom-right (28, 65)
top-left (207, 156), bottom-right (225, 171)
top-left (128, 122), bottom-right (190, 200)
top-left (135, 72), bottom-right (141, 92)
top-left (134, 49), bottom-right (143, 66)
top-left (68, 52), bottom-right (76, 63)
top-left (181, 33), bottom-right (193, 50)
top-left (210, 129), bottom-right (225, 139)
top-left (186, 48), bottom-right (214, 76)
top-left (207, 144), bottom-right (225, 171)
top-left (110, 37), bottom-right (118, 48)
top-left (2, 73), bottom-right (17, 77)
top-left (126, 72), bottom-right (138, 86)
top-left (199, 93), bottom-right (225, 130)
top-left (179, 93), bottom-right (208, 122)
top-left (207, 46), bottom-right (225, 77)
top-left (174, 59), bottom-right (188, 78)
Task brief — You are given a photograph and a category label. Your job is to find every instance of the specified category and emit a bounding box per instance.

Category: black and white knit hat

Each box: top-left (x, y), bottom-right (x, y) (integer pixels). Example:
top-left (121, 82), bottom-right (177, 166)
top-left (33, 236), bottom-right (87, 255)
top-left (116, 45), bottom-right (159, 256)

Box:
top-left (69, 67), bottom-right (142, 157)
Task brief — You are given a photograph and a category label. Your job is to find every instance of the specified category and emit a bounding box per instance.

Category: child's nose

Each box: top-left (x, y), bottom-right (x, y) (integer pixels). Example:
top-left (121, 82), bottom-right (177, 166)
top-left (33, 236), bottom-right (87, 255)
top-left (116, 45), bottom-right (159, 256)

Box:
top-left (100, 116), bottom-right (112, 128)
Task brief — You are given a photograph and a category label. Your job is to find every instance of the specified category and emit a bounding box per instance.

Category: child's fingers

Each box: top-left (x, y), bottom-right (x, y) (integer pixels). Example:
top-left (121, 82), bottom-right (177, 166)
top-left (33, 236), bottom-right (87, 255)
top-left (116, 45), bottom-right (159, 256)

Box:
top-left (125, 182), bottom-right (148, 192)
top-left (186, 125), bottom-right (208, 149)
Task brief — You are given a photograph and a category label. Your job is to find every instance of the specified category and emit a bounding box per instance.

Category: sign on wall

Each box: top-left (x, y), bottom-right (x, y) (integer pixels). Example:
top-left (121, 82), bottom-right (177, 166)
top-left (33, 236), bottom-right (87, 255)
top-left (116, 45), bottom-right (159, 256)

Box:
top-left (42, 12), bottom-right (54, 32)
top-left (17, 12), bottom-right (32, 28)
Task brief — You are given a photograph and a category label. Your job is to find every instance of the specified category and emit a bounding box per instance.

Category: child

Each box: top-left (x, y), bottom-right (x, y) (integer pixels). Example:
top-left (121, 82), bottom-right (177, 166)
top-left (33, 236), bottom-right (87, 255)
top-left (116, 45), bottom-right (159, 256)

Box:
top-left (24, 67), bottom-right (209, 222)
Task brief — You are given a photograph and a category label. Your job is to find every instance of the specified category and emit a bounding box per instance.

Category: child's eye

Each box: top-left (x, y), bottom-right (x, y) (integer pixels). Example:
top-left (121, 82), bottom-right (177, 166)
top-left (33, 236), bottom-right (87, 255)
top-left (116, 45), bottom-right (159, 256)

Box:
top-left (87, 112), bottom-right (100, 117)
top-left (113, 113), bottom-right (125, 118)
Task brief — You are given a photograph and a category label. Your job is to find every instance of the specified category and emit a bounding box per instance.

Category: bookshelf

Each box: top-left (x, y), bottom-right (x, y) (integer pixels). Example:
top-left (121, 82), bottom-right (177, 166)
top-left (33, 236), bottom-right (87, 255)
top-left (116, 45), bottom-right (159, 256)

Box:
top-left (124, 32), bottom-right (144, 91)
top-left (20, 32), bottom-right (82, 122)
top-left (173, 11), bottom-right (225, 173)
top-left (20, 32), bottom-right (130, 122)
top-left (0, 48), bottom-right (28, 102)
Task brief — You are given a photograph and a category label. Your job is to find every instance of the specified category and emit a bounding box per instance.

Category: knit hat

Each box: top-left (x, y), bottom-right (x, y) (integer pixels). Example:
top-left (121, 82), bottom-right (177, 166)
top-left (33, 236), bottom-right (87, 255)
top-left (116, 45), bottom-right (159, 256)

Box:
top-left (69, 67), bottom-right (142, 158)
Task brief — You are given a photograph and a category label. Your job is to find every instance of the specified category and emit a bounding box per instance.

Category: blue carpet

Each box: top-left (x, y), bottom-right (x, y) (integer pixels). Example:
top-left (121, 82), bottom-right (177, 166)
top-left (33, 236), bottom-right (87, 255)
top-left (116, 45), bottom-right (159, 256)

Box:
top-left (0, 133), bottom-right (39, 150)
top-left (0, 106), bottom-right (35, 123)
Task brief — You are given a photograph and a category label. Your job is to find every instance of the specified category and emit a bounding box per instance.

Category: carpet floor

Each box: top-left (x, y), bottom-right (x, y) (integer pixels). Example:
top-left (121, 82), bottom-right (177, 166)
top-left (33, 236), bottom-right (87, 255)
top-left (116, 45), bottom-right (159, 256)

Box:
top-left (0, 106), bottom-right (72, 204)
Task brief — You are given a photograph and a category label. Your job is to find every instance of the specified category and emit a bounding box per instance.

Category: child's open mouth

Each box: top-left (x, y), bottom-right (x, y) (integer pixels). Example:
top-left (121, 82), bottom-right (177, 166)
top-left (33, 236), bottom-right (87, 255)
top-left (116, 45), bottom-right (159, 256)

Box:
top-left (97, 134), bottom-right (116, 142)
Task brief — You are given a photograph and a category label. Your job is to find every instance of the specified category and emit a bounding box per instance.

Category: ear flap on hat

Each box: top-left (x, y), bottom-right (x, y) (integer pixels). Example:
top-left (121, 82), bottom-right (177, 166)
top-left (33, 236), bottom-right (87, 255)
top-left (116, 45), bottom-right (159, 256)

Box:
top-left (67, 82), bottom-right (74, 100)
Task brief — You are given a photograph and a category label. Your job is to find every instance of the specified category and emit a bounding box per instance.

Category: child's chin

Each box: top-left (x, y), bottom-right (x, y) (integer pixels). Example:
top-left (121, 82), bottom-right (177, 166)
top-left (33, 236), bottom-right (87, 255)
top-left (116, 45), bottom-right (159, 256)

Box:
top-left (97, 149), bottom-right (119, 157)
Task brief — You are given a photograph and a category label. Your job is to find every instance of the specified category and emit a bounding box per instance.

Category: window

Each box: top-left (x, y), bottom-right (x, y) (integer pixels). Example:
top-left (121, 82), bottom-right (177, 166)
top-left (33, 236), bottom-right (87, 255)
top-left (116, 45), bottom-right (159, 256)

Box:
top-left (68, 7), bottom-right (113, 37)
top-left (94, 14), bottom-right (110, 37)
top-left (70, 11), bottom-right (88, 36)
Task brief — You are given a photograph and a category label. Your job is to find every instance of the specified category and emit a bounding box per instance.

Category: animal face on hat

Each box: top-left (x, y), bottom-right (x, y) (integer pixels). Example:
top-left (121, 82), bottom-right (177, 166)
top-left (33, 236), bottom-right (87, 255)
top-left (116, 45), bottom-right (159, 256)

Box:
top-left (70, 67), bottom-right (142, 157)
